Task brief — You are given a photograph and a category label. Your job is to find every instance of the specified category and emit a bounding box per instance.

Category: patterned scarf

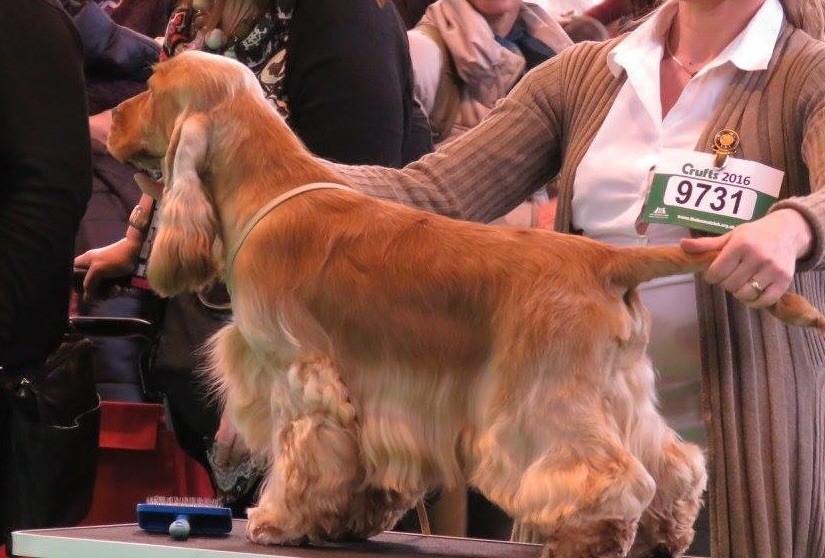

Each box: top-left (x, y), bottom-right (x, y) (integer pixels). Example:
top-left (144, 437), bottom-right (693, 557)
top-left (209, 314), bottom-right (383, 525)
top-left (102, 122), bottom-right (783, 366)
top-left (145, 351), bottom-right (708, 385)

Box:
top-left (161, 0), bottom-right (295, 115)
top-left (495, 19), bottom-right (556, 73)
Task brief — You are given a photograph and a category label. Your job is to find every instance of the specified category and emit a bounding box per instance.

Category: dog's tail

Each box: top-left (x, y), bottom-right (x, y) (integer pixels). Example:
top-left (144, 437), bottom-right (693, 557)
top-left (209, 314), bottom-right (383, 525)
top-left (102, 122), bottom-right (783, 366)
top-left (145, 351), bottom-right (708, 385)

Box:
top-left (604, 245), bottom-right (825, 331)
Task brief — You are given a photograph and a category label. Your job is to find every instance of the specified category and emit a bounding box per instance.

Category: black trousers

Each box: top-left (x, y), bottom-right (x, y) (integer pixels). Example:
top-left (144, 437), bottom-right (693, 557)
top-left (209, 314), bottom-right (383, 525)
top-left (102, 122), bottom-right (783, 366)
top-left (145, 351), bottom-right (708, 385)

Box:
top-left (0, 394), bottom-right (11, 555)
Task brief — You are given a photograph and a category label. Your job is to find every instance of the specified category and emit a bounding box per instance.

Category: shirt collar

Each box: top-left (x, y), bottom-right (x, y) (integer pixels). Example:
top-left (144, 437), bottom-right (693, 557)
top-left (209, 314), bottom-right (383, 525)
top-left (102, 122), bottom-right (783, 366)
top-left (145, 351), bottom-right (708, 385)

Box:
top-left (607, 0), bottom-right (784, 79)
top-left (726, 0), bottom-right (783, 71)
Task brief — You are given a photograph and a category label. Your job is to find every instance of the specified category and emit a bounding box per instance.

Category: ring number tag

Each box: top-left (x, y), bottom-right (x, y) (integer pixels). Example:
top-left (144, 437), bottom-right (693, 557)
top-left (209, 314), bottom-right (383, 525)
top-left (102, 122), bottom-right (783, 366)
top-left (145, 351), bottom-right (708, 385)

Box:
top-left (642, 148), bottom-right (784, 235)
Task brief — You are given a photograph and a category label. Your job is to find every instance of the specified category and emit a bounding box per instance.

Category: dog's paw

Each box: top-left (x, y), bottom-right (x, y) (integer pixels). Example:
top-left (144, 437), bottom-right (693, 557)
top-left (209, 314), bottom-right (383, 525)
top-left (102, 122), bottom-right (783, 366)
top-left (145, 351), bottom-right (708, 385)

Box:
top-left (541, 519), bottom-right (637, 558)
top-left (246, 507), bottom-right (307, 546)
top-left (629, 513), bottom-right (694, 558)
top-left (628, 541), bottom-right (685, 558)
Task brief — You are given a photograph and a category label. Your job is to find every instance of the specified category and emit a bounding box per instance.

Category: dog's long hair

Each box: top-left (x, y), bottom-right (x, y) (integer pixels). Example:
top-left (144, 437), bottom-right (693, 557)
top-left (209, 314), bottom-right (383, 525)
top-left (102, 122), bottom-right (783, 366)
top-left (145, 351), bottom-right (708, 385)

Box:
top-left (148, 111), bottom-right (219, 293)
top-left (108, 51), bottom-right (825, 557)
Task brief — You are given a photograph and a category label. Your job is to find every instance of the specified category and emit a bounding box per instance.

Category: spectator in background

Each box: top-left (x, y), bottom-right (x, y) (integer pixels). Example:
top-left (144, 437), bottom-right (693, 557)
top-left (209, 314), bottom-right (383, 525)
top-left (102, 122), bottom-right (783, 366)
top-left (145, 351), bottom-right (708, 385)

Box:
top-left (66, 0), bottom-right (162, 117)
top-left (410, 0), bottom-right (572, 144)
top-left (408, 0), bottom-right (571, 227)
top-left (0, 0), bottom-right (93, 552)
top-left (75, 0), bottom-right (432, 516)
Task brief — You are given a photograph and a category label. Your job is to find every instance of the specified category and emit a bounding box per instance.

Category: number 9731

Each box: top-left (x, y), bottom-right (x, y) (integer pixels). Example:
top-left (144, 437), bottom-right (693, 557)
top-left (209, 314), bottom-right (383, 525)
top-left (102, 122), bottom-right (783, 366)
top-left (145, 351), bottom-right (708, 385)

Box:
top-left (663, 177), bottom-right (757, 220)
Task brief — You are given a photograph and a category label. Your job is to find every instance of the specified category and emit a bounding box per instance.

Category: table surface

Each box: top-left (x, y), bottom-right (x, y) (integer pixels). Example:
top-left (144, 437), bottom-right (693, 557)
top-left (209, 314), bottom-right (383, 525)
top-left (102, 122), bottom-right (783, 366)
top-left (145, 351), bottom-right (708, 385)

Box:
top-left (12, 521), bottom-right (708, 558)
top-left (12, 521), bottom-right (543, 558)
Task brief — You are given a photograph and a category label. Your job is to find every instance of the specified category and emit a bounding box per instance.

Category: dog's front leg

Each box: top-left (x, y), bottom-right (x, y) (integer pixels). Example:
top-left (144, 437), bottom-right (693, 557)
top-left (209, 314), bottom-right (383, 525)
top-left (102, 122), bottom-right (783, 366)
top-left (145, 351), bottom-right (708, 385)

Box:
top-left (246, 355), bottom-right (366, 545)
top-left (207, 323), bottom-right (280, 457)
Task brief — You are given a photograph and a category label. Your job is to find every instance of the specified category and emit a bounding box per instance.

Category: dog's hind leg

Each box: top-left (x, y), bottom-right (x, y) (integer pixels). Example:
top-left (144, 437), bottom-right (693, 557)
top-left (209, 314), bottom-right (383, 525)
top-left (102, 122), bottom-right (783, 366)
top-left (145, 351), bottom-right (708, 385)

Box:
top-left (608, 308), bottom-right (706, 557)
top-left (504, 445), bottom-right (653, 558)
top-left (628, 427), bottom-right (706, 558)
top-left (470, 404), bottom-right (655, 558)
top-left (246, 355), bottom-right (368, 546)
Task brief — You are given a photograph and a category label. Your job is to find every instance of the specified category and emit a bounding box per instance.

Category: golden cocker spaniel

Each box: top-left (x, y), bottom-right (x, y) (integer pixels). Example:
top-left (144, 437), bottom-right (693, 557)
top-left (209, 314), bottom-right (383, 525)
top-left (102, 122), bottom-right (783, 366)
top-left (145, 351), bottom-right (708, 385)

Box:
top-left (108, 51), bottom-right (825, 558)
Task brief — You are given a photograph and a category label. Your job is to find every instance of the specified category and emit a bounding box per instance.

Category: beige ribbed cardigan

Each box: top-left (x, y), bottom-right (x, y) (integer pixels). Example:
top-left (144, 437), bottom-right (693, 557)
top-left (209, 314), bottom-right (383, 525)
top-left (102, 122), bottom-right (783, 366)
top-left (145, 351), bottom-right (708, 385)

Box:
top-left (333, 22), bottom-right (825, 558)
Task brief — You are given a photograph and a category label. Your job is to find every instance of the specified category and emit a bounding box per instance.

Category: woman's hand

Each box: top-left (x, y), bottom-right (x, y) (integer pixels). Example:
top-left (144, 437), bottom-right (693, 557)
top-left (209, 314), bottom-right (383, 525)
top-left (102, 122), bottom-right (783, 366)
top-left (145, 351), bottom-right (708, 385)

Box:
top-left (134, 173), bottom-right (164, 200)
top-left (89, 110), bottom-right (113, 150)
top-left (73, 237), bottom-right (142, 301)
top-left (536, 198), bottom-right (558, 230)
top-left (680, 209), bottom-right (813, 308)
top-left (213, 410), bottom-right (249, 469)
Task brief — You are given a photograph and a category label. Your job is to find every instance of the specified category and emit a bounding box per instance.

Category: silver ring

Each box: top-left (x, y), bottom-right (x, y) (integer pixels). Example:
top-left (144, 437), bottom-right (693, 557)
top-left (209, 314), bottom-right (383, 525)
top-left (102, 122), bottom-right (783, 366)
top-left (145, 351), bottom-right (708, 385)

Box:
top-left (749, 279), bottom-right (765, 296)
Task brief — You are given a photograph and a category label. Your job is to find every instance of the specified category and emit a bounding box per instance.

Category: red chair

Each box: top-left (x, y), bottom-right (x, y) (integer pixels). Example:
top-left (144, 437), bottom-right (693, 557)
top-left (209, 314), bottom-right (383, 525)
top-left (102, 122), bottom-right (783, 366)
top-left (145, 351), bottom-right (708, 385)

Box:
top-left (69, 291), bottom-right (215, 526)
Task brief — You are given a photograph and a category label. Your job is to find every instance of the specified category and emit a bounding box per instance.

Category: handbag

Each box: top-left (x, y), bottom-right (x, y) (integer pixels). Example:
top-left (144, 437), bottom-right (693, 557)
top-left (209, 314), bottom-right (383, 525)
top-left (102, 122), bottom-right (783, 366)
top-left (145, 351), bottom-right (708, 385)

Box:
top-left (0, 335), bottom-right (100, 550)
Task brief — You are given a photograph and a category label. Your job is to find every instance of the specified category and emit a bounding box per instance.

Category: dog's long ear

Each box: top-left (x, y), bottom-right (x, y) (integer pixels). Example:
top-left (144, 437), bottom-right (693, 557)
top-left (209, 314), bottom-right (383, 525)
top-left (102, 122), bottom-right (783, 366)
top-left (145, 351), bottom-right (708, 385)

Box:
top-left (148, 112), bottom-right (218, 297)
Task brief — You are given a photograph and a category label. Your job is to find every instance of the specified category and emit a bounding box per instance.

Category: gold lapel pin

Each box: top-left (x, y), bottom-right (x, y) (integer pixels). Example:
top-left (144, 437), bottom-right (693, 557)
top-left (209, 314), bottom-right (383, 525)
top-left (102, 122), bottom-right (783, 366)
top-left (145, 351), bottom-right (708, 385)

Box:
top-left (712, 129), bottom-right (740, 169)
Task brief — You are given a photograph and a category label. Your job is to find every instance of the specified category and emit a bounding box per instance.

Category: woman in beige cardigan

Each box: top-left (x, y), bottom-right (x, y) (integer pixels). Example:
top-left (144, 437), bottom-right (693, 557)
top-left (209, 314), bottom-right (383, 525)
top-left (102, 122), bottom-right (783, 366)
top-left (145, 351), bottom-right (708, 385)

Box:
top-left (330, 0), bottom-right (825, 555)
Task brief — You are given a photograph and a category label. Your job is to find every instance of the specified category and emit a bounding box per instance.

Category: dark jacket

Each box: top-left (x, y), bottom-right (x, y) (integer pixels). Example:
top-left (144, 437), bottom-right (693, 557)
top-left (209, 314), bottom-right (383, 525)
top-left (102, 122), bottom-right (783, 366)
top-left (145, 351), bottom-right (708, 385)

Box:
top-left (0, 0), bottom-right (92, 369)
top-left (286, 0), bottom-right (433, 166)
top-left (67, 0), bottom-right (161, 114)
top-left (393, 0), bottom-right (435, 29)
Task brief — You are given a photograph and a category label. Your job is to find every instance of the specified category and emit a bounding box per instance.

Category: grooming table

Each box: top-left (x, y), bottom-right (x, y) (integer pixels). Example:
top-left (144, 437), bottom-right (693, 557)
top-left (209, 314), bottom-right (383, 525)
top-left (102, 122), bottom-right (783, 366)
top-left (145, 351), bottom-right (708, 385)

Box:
top-left (12, 521), bottom-right (542, 558)
top-left (12, 521), bottom-right (708, 558)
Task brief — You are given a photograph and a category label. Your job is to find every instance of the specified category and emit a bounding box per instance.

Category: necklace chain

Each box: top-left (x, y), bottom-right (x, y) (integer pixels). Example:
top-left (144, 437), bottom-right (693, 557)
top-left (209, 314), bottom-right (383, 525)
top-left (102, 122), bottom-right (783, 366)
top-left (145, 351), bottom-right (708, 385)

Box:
top-left (665, 29), bottom-right (708, 78)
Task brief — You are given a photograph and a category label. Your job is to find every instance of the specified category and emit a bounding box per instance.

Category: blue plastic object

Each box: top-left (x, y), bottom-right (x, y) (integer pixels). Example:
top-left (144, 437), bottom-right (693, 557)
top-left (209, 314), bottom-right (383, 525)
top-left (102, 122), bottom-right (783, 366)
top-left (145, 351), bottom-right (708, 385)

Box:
top-left (137, 499), bottom-right (232, 539)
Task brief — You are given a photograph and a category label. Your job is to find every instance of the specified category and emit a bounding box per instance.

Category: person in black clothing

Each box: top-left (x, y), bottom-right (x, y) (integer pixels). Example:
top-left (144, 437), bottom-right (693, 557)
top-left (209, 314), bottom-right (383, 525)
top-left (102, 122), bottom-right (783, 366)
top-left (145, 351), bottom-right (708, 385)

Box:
top-left (0, 0), bottom-right (93, 552)
top-left (75, 0), bottom-right (432, 514)
top-left (393, 0), bottom-right (437, 28)
top-left (286, 0), bottom-right (433, 166)
top-left (0, 0), bottom-right (91, 376)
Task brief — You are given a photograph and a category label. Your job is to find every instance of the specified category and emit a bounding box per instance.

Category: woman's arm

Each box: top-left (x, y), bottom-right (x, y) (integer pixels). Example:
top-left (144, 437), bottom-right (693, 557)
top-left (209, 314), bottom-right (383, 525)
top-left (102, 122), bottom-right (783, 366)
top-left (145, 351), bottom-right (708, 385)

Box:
top-left (89, 109), bottom-right (112, 149)
top-left (74, 182), bottom-right (157, 298)
top-left (767, 59), bottom-right (825, 272)
top-left (74, 4), bottom-right (188, 296)
top-left (332, 57), bottom-right (567, 222)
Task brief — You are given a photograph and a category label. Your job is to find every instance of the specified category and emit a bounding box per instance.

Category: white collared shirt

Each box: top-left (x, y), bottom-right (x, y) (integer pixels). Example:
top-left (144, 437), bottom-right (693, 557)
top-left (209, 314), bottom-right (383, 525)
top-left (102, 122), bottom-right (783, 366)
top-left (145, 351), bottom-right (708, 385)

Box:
top-left (571, 0), bottom-right (783, 246)
top-left (569, 0), bottom-right (783, 445)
